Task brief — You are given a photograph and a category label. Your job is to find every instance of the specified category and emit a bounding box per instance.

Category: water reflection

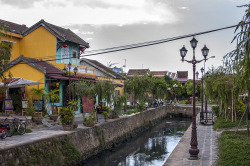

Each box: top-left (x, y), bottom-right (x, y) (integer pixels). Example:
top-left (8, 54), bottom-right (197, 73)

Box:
top-left (81, 118), bottom-right (191, 166)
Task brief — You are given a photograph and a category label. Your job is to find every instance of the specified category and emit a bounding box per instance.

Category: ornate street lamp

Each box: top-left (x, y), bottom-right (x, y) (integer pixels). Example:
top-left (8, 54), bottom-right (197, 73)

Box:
top-left (204, 71), bottom-right (209, 122)
top-left (195, 71), bottom-right (199, 80)
top-left (179, 36), bottom-right (209, 160)
top-left (200, 67), bottom-right (204, 123)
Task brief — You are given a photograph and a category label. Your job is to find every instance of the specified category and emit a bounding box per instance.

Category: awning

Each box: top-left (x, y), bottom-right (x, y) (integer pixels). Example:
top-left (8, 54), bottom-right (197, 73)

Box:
top-left (47, 75), bottom-right (96, 82)
top-left (7, 77), bottom-right (43, 88)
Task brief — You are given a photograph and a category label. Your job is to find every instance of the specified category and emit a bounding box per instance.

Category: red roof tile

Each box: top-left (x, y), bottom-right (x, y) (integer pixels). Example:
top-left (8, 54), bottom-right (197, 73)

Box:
top-left (127, 69), bottom-right (149, 76)
top-left (177, 71), bottom-right (188, 78)
top-left (0, 19), bottom-right (28, 34)
top-left (151, 71), bottom-right (167, 77)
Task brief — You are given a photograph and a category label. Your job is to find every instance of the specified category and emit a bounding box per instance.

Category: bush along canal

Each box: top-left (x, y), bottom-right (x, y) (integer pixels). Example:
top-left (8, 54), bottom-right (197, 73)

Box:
top-left (81, 117), bottom-right (191, 166)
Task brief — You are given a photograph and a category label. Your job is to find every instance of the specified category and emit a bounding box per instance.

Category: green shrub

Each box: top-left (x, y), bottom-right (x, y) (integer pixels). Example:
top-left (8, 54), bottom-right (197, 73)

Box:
top-left (213, 117), bottom-right (246, 130)
top-left (59, 107), bottom-right (74, 125)
top-left (236, 100), bottom-right (246, 117)
top-left (124, 110), bottom-right (138, 115)
top-left (217, 131), bottom-right (250, 166)
top-left (212, 106), bottom-right (219, 117)
top-left (102, 111), bottom-right (109, 121)
top-left (138, 102), bottom-right (146, 112)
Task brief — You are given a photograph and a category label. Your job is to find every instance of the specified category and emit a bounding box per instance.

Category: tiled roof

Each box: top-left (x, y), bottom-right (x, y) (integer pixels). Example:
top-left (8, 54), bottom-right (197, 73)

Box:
top-left (81, 58), bottom-right (124, 79)
top-left (127, 69), bottom-right (149, 76)
top-left (151, 71), bottom-right (167, 77)
top-left (0, 19), bottom-right (28, 34)
top-left (23, 19), bottom-right (89, 47)
top-left (177, 71), bottom-right (188, 78)
top-left (7, 55), bottom-right (64, 74)
top-left (0, 19), bottom-right (89, 47)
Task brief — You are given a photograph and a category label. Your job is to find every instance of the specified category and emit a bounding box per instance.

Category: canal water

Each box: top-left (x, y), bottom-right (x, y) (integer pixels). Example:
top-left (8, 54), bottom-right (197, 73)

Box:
top-left (81, 118), bottom-right (191, 166)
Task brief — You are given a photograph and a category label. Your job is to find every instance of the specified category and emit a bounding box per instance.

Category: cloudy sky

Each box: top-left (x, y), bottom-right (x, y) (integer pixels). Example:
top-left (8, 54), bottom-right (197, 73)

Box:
top-left (0, 0), bottom-right (248, 78)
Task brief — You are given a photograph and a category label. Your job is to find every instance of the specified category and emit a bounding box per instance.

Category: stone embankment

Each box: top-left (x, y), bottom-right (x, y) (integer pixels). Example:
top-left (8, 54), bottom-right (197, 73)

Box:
top-left (0, 105), bottom-right (199, 165)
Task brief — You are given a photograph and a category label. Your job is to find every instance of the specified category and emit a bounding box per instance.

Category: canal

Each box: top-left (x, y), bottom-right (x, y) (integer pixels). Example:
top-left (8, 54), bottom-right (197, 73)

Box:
top-left (81, 118), bottom-right (191, 166)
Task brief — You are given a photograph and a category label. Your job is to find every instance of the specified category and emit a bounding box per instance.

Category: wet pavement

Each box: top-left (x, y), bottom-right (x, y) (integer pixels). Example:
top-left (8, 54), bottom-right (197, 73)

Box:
top-left (164, 106), bottom-right (218, 166)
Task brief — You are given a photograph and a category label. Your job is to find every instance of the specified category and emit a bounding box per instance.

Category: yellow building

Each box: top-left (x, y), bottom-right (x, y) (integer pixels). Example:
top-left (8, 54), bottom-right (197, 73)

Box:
top-left (0, 19), bottom-right (97, 114)
top-left (80, 58), bottom-right (125, 99)
top-left (0, 19), bottom-right (125, 115)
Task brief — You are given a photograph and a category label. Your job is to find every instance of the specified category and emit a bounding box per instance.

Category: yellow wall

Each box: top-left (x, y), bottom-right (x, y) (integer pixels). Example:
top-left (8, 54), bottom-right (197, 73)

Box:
top-left (96, 76), bottom-right (125, 95)
top-left (114, 79), bottom-right (124, 95)
top-left (0, 31), bottom-right (22, 61)
top-left (20, 26), bottom-right (57, 66)
top-left (3, 63), bottom-right (45, 99)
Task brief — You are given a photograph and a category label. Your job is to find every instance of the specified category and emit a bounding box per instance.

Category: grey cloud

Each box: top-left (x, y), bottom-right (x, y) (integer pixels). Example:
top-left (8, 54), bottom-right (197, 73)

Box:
top-left (0, 0), bottom-right (39, 8)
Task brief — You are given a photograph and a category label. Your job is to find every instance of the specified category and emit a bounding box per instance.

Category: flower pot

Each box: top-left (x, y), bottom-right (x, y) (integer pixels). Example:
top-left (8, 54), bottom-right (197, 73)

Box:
top-left (112, 115), bottom-right (119, 119)
top-left (62, 125), bottom-right (73, 131)
top-left (73, 123), bottom-right (78, 129)
top-left (50, 115), bottom-right (58, 121)
top-left (83, 120), bottom-right (95, 127)
top-left (32, 117), bottom-right (43, 123)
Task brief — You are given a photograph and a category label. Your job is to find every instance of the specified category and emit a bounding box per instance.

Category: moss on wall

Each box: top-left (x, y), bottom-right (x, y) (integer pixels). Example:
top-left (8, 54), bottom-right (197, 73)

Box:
top-left (0, 137), bottom-right (81, 166)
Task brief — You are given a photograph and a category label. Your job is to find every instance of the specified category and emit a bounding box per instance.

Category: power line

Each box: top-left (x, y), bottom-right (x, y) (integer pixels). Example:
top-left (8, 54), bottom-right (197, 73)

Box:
top-left (82, 24), bottom-right (238, 57)
top-left (15, 24), bottom-right (239, 65)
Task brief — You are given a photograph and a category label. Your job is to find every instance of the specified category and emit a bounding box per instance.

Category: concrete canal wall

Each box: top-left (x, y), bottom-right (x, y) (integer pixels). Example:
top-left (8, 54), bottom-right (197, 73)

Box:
top-left (0, 105), bottom-right (199, 166)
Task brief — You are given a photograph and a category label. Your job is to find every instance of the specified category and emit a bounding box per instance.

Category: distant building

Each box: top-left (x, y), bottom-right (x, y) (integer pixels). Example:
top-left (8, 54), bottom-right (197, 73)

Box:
top-left (127, 69), bottom-right (150, 77)
top-left (151, 71), bottom-right (168, 78)
top-left (177, 71), bottom-right (188, 85)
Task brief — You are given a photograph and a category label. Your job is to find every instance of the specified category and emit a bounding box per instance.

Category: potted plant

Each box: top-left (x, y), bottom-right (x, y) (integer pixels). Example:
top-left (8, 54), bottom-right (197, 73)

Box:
top-left (102, 111), bottom-right (109, 122)
top-left (32, 114), bottom-right (43, 123)
top-left (59, 107), bottom-right (75, 131)
top-left (83, 109), bottom-right (95, 127)
top-left (45, 89), bottom-right (60, 121)
top-left (110, 96), bottom-right (123, 119)
top-left (50, 113), bottom-right (59, 121)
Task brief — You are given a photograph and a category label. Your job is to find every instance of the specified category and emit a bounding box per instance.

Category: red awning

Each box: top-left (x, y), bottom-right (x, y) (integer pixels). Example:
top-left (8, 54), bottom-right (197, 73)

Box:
top-left (47, 75), bottom-right (96, 82)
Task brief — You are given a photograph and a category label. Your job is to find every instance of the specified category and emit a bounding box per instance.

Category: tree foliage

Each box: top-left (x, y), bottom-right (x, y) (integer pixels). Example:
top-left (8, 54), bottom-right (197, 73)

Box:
top-left (126, 73), bottom-right (154, 103)
top-left (0, 26), bottom-right (13, 83)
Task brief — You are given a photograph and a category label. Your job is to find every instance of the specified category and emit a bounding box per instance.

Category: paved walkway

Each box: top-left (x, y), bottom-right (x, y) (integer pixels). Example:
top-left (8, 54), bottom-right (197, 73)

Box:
top-left (164, 106), bottom-right (218, 166)
top-left (0, 113), bottom-right (106, 150)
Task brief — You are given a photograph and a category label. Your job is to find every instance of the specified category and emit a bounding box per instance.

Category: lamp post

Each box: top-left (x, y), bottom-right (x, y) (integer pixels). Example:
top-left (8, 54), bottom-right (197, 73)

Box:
top-left (195, 71), bottom-right (199, 80)
top-left (179, 37), bottom-right (209, 160)
top-left (63, 63), bottom-right (78, 100)
top-left (202, 56), bottom-right (215, 123)
top-left (205, 71), bottom-right (209, 122)
top-left (173, 84), bottom-right (178, 101)
top-left (200, 67), bottom-right (204, 123)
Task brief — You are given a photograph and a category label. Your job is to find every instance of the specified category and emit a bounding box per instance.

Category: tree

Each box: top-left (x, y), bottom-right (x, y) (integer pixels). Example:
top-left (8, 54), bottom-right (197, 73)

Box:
top-left (151, 78), bottom-right (168, 99)
top-left (227, 3), bottom-right (250, 135)
top-left (126, 73), bottom-right (154, 105)
top-left (185, 80), bottom-right (201, 97)
top-left (0, 26), bottom-right (13, 86)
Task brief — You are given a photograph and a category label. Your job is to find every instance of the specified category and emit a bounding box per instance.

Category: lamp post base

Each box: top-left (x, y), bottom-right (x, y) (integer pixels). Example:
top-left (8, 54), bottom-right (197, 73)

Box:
top-left (189, 148), bottom-right (199, 160)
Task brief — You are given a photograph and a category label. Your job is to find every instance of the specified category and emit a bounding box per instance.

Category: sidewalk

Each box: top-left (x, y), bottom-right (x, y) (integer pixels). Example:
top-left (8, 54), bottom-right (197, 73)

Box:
top-left (0, 113), bottom-right (106, 150)
top-left (164, 106), bottom-right (218, 166)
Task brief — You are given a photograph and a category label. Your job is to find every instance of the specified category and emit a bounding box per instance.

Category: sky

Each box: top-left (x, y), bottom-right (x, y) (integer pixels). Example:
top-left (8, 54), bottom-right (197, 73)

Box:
top-left (0, 0), bottom-right (248, 78)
